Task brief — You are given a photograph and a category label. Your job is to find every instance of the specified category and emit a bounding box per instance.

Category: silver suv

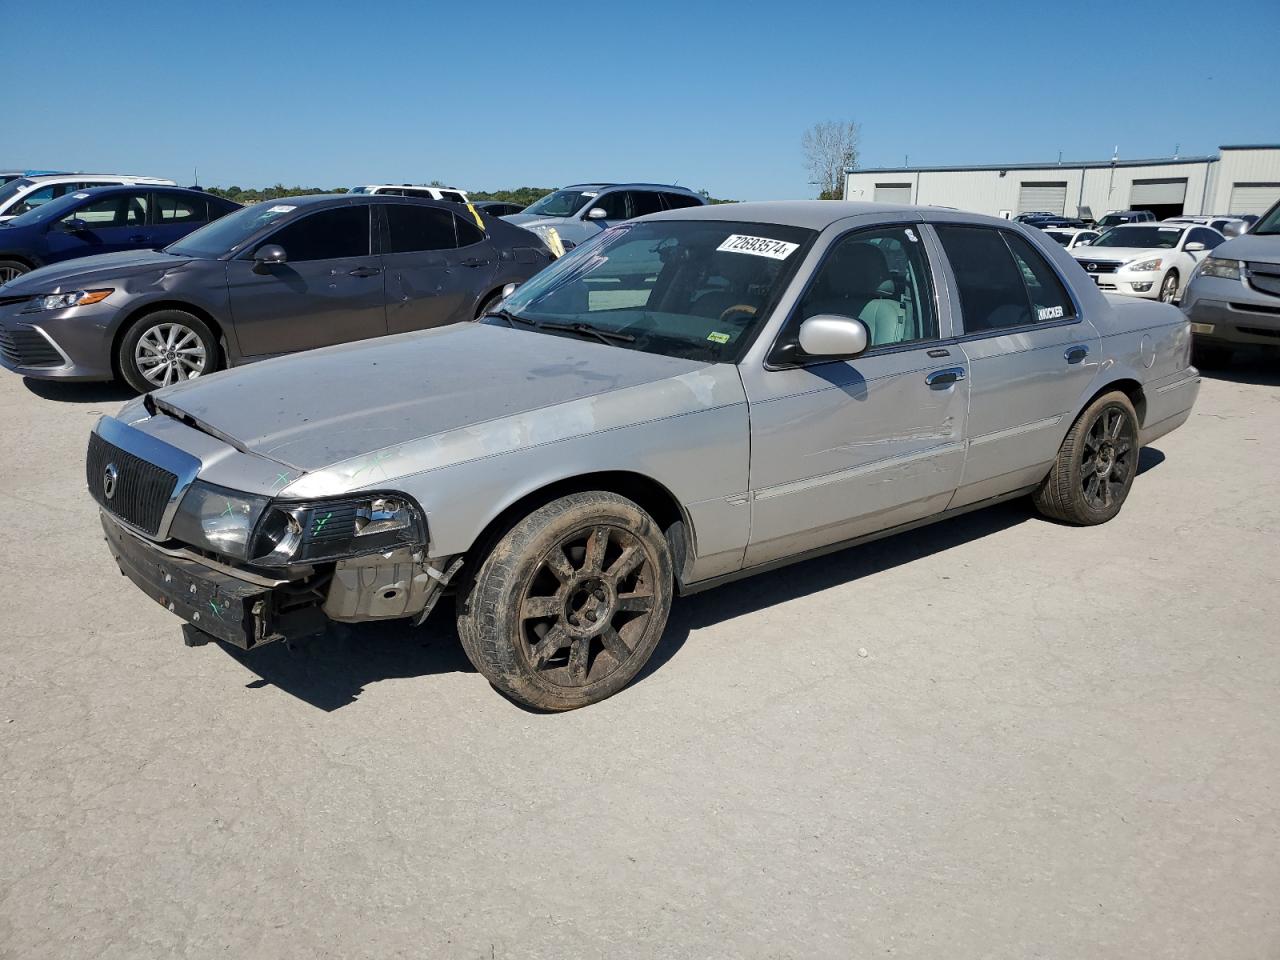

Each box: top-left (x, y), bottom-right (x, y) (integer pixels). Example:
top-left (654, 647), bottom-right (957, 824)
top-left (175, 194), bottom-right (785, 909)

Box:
top-left (503, 183), bottom-right (706, 251)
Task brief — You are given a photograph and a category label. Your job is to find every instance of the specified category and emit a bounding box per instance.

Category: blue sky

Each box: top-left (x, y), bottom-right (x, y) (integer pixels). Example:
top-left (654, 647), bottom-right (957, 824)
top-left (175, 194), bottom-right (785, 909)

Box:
top-left (9, 0), bottom-right (1279, 200)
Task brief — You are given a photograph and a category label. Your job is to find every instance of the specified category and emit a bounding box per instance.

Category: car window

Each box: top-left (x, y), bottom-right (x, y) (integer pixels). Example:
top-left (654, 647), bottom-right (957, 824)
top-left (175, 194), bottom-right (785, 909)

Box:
top-left (261, 205), bottom-right (370, 261)
top-left (590, 192), bottom-right (628, 220)
top-left (455, 213), bottom-right (485, 247)
top-left (156, 193), bottom-right (207, 224)
top-left (439, 191), bottom-right (466, 204)
top-left (628, 191), bottom-right (664, 218)
top-left (662, 192), bottom-right (703, 211)
top-left (936, 225), bottom-right (1073, 333)
top-left (385, 203), bottom-right (456, 253)
top-left (1044, 231), bottom-right (1070, 246)
top-left (67, 192), bottom-right (149, 228)
top-left (1187, 227), bottom-right (1223, 250)
top-left (796, 226), bottom-right (938, 349)
top-left (9, 184), bottom-right (62, 215)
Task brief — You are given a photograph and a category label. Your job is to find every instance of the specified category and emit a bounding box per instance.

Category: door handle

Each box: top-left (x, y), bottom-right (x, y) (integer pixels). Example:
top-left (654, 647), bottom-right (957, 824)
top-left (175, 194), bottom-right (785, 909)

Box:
top-left (348, 266), bottom-right (382, 278)
top-left (1064, 345), bottom-right (1089, 364)
top-left (460, 258), bottom-right (488, 267)
top-left (925, 366), bottom-right (966, 387)
top-left (129, 234), bottom-right (150, 242)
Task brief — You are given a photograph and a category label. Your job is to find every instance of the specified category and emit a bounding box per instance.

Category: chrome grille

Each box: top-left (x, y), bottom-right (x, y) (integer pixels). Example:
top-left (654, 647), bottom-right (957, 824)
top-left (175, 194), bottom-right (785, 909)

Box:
top-left (86, 432), bottom-right (178, 536)
top-left (1246, 262), bottom-right (1280, 298)
top-left (1079, 260), bottom-right (1121, 275)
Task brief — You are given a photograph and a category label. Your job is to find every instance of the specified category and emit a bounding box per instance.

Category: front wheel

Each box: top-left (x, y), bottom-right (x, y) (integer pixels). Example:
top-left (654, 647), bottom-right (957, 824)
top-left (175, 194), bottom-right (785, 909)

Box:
top-left (1159, 270), bottom-right (1180, 303)
top-left (0, 259), bottom-right (30, 285)
top-left (1033, 391), bottom-right (1139, 525)
top-left (456, 491), bottom-right (674, 710)
top-left (118, 309), bottom-right (219, 392)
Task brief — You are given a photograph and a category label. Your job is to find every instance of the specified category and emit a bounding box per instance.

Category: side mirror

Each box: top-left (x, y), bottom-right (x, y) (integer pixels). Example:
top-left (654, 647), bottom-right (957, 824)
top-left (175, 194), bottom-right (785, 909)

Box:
top-left (501, 281), bottom-right (519, 299)
top-left (797, 314), bottom-right (869, 358)
top-left (1184, 241), bottom-right (1206, 252)
top-left (253, 244), bottom-right (287, 270)
top-left (1076, 239), bottom-right (1090, 247)
top-left (1221, 222), bottom-right (1245, 238)
top-left (586, 207), bottom-right (608, 220)
top-left (60, 218), bottom-right (89, 233)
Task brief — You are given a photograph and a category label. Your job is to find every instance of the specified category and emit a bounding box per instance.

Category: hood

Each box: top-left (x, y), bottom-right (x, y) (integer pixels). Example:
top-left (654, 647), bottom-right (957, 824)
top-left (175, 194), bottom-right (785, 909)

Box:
top-left (0, 249), bottom-right (190, 293)
top-left (502, 213), bottom-right (561, 228)
top-left (1072, 247), bottom-right (1164, 264)
top-left (151, 322), bottom-right (713, 473)
top-left (1213, 233), bottom-right (1280, 264)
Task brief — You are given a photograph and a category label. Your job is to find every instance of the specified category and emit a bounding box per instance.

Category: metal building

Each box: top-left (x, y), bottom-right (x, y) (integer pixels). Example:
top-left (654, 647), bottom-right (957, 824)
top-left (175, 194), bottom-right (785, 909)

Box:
top-left (843, 145), bottom-right (1280, 220)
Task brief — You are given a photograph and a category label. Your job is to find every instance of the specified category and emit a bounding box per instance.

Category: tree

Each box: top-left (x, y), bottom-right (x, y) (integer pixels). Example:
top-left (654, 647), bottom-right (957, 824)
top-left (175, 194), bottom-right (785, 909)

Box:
top-left (802, 120), bottom-right (859, 200)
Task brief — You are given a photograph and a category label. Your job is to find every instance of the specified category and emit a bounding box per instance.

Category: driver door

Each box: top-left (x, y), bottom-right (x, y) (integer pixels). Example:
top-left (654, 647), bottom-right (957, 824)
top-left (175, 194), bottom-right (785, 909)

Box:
top-left (742, 223), bottom-right (968, 566)
top-left (226, 204), bottom-right (387, 357)
top-left (44, 191), bottom-right (153, 263)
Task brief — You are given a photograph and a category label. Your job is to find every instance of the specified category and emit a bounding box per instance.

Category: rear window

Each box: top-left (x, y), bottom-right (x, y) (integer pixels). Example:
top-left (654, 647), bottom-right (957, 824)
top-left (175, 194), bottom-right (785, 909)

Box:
top-left (386, 203), bottom-right (456, 253)
top-left (936, 225), bottom-right (1075, 333)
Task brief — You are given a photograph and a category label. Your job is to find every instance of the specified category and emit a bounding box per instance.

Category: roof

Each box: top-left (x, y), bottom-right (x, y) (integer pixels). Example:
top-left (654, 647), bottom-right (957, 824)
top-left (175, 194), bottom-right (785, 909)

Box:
top-left (564, 182), bottom-right (698, 193)
top-left (848, 155), bottom-right (1218, 175)
top-left (645, 199), bottom-right (991, 229)
top-left (15, 173), bottom-right (172, 182)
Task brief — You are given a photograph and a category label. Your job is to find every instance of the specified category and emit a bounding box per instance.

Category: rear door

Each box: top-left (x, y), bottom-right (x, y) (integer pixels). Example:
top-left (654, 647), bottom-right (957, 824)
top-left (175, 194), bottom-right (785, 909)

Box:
top-left (150, 192), bottom-right (212, 248)
top-left (382, 202), bottom-right (498, 333)
top-left (44, 190), bottom-right (153, 262)
top-left (226, 204), bottom-right (387, 356)
top-left (931, 221), bottom-right (1101, 508)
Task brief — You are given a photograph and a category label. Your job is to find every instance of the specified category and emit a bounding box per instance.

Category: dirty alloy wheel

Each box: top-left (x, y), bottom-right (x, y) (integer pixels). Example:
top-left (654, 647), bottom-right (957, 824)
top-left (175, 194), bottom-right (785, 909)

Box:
top-left (456, 491), bottom-right (674, 710)
top-left (1159, 271), bottom-right (1180, 303)
top-left (1034, 390), bottom-right (1139, 525)
top-left (118, 309), bottom-right (219, 393)
top-left (0, 259), bottom-right (29, 285)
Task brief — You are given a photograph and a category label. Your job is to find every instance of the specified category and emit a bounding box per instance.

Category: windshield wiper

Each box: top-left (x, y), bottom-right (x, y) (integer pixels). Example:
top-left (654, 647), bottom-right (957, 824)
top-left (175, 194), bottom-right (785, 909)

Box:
top-left (484, 307), bottom-right (536, 327)
top-left (537, 320), bottom-right (636, 346)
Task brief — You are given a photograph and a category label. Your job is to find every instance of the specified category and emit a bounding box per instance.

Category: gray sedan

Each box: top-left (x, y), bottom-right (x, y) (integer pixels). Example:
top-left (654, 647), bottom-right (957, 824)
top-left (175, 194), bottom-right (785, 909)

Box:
top-left (86, 201), bottom-right (1200, 709)
top-left (0, 194), bottom-right (552, 391)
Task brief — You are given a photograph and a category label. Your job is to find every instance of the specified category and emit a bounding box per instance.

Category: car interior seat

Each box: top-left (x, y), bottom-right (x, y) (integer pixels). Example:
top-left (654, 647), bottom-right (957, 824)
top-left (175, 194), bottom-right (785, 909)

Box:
top-left (803, 242), bottom-right (907, 345)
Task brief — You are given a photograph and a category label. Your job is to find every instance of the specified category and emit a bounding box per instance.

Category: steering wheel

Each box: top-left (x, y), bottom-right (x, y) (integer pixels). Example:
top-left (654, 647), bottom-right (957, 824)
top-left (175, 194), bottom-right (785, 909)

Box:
top-left (718, 304), bottom-right (758, 324)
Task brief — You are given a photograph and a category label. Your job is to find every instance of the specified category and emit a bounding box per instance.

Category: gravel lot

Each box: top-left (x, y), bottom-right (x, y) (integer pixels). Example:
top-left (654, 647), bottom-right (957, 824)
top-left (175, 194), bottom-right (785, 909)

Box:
top-left (1, 355), bottom-right (1277, 959)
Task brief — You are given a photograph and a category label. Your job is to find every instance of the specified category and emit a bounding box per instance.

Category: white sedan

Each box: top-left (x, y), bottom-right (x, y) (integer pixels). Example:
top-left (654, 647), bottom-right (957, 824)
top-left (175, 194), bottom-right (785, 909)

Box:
top-left (1043, 227), bottom-right (1100, 250)
top-left (1071, 223), bottom-right (1227, 303)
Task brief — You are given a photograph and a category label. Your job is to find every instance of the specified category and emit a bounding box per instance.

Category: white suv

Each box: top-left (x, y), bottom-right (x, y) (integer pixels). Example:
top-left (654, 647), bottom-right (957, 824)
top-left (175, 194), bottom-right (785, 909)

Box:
top-left (0, 174), bottom-right (176, 221)
top-left (349, 184), bottom-right (470, 204)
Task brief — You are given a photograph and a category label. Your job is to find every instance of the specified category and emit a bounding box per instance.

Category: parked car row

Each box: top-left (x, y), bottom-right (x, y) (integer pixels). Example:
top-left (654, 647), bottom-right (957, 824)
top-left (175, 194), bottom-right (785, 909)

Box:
top-left (76, 199), bottom-right (1201, 709)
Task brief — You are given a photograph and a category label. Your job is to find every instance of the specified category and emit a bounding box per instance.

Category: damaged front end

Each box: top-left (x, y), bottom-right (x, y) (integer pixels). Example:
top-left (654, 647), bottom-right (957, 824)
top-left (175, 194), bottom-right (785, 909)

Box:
top-left (89, 413), bottom-right (461, 651)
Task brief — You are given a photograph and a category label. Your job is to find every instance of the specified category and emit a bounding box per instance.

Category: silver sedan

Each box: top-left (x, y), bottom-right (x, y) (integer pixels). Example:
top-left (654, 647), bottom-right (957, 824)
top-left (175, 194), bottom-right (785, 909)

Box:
top-left (86, 201), bottom-right (1201, 709)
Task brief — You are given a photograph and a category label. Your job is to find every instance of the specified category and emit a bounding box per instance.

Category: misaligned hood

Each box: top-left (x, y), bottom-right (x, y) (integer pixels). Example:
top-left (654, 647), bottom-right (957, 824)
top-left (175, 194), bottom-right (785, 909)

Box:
top-left (0, 250), bottom-right (191, 293)
top-left (1212, 234), bottom-right (1280, 264)
top-left (151, 323), bottom-right (717, 475)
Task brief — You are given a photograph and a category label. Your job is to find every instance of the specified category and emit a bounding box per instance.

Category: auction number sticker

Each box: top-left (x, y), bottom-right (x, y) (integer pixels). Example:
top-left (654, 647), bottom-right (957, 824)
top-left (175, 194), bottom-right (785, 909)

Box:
top-left (717, 234), bottom-right (799, 260)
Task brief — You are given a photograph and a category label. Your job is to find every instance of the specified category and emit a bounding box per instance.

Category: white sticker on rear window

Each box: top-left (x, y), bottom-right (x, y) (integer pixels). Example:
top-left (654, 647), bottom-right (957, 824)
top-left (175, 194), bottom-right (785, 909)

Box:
top-left (1158, 227), bottom-right (1180, 232)
top-left (1038, 305), bottom-right (1064, 321)
top-left (716, 234), bottom-right (799, 260)
top-left (73, 192), bottom-right (90, 199)
top-left (267, 204), bottom-right (296, 213)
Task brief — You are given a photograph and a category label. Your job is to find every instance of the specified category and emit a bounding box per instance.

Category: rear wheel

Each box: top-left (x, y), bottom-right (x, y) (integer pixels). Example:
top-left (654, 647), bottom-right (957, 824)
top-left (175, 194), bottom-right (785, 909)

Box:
top-left (456, 491), bottom-right (674, 710)
top-left (1034, 391), bottom-right (1139, 525)
top-left (0, 259), bottom-right (29, 285)
top-left (1159, 270), bottom-right (1180, 303)
top-left (118, 309), bottom-right (219, 392)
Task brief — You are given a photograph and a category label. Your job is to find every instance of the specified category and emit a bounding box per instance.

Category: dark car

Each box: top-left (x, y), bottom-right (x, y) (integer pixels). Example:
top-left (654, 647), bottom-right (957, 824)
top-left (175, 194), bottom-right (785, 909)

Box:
top-left (1014, 212), bottom-right (1085, 229)
top-left (0, 185), bottom-right (240, 284)
top-left (472, 200), bottom-right (525, 217)
top-left (0, 194), bottom-right (553, 391)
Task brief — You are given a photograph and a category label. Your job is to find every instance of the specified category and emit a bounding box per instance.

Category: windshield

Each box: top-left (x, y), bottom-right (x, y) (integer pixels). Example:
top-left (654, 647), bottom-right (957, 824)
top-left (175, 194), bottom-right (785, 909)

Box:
top-left (0, 178), bottom-right (35, 208)
top-left (166, 201), bottom-right (300, 257)
top-left (1092, 225), bottom-right (1184, 249)
top-left (2, 189), bottom-right (93, 227)
top-left (521, 189), bottom-right (599, 218)
top-left (490, 220), bottom-right (816, 362)
top-left (1253, 201), bottom-right (1280, 235)
top-left (1044, 231), bottom-right (1071, 246)
top-left (1097, 215), bottom-right (1125, 227)
top-left (348, 186), bottom-right (369, 194)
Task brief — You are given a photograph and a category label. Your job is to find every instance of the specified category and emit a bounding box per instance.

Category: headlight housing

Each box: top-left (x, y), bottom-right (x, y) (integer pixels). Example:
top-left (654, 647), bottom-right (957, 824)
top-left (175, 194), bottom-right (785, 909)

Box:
top-left (21, 288), bottom-right (113, 313)
top-left (168, 482), bottom-right (271, 561)
top-left (1197, 256), bottom-right (1242, 280)
top-left (248, 494), bottom-right (424, 567)
top-left (1125, 258), bottom-right (1163, 273)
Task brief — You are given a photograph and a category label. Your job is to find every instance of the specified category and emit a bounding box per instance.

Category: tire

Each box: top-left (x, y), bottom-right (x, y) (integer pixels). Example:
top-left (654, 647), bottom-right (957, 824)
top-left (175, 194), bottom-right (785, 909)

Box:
top-left (456, 491), bottom-right (674, 710)
top-left (1034, 390), bottom-right (1140, 525)
top-left (1158, 270), bottom-right (1180, 303)
top-left (0, 259), bottom-right (30, 285)
top-left (1192, 339), bottom-right (1232, 368)
top-left (117, 309), bottom-right (219, 393)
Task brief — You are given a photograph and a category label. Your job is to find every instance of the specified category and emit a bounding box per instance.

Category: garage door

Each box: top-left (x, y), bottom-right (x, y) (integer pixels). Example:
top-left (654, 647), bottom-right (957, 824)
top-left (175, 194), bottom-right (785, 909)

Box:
top-left (1130, 178), bottom-right (1187, 206)
top-left (874, 183), bottom-right (912, 204)
top-left (1017, 182), bottom-right (1067, 215)
top-left (1227, 183), bottom-right (1280, 216)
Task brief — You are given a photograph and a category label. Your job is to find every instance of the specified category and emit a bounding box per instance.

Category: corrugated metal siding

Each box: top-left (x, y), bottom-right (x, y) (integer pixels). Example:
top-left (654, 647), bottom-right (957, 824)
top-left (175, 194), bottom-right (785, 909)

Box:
top-left (1017, 181), bottom-right (1067, 214)
top-left (1130, 178), bottom-right (1188, 206)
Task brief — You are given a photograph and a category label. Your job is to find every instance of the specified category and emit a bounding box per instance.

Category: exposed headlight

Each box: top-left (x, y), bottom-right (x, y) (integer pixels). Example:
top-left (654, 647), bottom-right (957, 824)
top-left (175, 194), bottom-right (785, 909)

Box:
top-left (168, 481), bottom-right (270, 560)
top-left (249, 494), bottom-right (424, 567)
top-left (21, 288), bottom-right (113, 313)
top-left (1197, 256), bottom-right (1242, 280)
top-left (1125, 258), bottom-right (1162, 273)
